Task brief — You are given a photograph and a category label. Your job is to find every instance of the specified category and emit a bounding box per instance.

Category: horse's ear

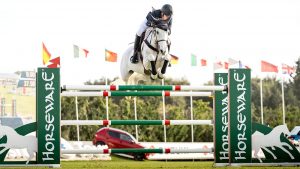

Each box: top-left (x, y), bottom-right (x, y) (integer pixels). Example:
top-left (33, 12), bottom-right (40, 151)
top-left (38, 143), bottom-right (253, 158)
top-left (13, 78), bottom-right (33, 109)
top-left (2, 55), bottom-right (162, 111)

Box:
top-left (152, 7), bottom-right (156, 12)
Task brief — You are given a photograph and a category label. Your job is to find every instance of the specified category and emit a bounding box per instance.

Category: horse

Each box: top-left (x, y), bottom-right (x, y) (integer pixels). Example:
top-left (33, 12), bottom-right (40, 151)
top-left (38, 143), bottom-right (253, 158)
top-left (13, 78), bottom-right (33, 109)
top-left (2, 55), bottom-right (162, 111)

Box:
top-left (0, 124), bottom-right (37, 164)
top-left (252, 124), bottom-right (294, 163)
top-left (120, 24), bottom-right (171, 85)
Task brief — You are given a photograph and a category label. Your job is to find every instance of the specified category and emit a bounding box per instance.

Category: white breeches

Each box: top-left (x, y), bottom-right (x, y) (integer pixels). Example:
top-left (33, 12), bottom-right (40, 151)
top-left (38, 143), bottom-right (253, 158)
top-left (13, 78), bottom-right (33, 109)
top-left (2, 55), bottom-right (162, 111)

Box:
top-left (136, 19), bottom-right (149, 36)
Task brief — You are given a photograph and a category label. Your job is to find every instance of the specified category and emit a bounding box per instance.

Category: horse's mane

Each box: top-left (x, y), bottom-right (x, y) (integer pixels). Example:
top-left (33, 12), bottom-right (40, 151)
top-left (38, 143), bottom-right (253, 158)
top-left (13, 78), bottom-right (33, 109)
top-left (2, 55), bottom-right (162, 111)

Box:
top-left (156, 23), bottom-right (168, 31)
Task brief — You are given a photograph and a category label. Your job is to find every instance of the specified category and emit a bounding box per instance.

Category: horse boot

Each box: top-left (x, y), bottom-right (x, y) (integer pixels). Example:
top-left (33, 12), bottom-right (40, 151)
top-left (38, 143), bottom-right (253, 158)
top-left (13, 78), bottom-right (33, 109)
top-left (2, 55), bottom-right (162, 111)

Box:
top-left (158, 60), bottom-right (169, 79)
top-left (150, 61), bottom-right (158, 80)
top-left (130, 35), bottom-right (141, 64)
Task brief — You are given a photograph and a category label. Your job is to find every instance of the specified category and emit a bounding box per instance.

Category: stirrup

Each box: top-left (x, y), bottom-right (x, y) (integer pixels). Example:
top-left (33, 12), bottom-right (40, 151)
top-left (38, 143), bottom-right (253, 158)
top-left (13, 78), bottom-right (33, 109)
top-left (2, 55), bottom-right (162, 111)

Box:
top-left (130, 56), bottom-right (139, 64)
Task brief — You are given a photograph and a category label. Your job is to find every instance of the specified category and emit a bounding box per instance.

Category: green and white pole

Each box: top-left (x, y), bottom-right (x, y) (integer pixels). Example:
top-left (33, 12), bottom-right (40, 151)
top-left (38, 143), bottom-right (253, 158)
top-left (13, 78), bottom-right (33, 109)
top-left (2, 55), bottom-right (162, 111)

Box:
top-left (61, 148), bottom-right (213, 154)
top-left (62, 85), bottom-right (225, 91)
top-left (61, 120), bottom-right (213, 126)
top-left (61, 91), bottom-right (212, 97)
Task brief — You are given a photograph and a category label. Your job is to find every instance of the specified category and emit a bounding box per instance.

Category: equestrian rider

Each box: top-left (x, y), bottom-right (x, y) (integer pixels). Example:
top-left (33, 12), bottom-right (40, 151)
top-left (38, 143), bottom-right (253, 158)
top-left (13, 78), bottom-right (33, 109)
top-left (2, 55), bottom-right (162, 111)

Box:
top-left (130, 4), bottom-right (173, 64)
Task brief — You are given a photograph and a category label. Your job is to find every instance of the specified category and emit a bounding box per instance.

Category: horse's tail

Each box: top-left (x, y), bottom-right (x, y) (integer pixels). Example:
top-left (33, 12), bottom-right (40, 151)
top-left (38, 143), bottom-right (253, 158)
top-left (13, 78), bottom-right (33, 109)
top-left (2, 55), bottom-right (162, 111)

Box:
top-left (120, 45), bottom-right (134, 83)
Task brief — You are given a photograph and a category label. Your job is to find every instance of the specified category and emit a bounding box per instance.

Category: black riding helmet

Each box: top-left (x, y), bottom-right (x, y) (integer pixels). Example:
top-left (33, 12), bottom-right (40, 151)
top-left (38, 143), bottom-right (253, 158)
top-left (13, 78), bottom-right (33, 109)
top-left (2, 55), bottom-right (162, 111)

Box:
top-left (161, 4), bottom-right (173, 16)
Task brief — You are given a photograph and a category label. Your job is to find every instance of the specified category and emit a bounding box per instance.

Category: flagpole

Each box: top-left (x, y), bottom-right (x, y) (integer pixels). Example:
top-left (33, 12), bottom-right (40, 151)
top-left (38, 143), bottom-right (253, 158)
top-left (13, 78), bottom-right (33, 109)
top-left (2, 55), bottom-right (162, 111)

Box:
top-left (260, 76), bottom-right (264, 124)
top-left (281, 74), bottom-right (286, 124)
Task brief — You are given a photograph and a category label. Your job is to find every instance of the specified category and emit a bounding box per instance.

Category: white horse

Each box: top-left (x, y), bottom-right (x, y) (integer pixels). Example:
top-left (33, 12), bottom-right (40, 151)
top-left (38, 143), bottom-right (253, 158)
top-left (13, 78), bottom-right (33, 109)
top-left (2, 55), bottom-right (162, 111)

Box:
top-left (120, 24), bottom-right (171, 84)
top-left (252, 124), bottom-right (294, 163)
top-left (0, 124), bottom-right (37, 164)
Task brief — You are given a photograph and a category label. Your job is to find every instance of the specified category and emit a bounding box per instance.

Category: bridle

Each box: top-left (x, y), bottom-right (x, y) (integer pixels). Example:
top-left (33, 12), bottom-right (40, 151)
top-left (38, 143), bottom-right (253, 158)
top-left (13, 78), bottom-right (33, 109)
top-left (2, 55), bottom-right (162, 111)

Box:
top-left (143, 26), bottom-right (168, 55)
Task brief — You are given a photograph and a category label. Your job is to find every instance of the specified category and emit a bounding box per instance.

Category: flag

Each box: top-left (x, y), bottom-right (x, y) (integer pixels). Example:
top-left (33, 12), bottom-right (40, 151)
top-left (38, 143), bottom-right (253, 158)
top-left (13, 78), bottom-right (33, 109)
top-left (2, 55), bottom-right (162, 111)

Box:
top-left (105, 49), bottom-right (117, 62)
top-left (47, 57), bottom-right (60, 68)
top-left (228, 58), bottom-right (239, 65)
top-left (170, 54), bottom-right (179, 64)
top-left (261, 60), bottom-right (278, 73)
top-left (213, 61), bottom-right (223, 70)
top-left (191, 54), bottom-right (197, 66)
top-left (224, 62), bottom-right (229, 69)
top-left (282, 63), bottom-right (295, 74)
top-left (245, 65), bottom-right (251, 69)
top-left (42, 42), bottom-right (51, 65)
top-left (239, 60), bottom-right (251, 69)
top-left (200, 59), bottom-right (207, 66)
top-left (74, 45), bottom-right (89, 58)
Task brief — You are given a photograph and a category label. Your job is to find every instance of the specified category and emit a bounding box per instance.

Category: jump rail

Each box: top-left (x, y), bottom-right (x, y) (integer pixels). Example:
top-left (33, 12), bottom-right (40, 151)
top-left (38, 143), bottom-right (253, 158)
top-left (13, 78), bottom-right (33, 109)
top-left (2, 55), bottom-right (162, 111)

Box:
top-left (60, 91), bottom-right (212, 97)
top-left (61, 148), bottom-right (214, 154)
top-left (62, 85), bottom-right (226, 91)
top-left (61, 120), bottom-right (213, 126)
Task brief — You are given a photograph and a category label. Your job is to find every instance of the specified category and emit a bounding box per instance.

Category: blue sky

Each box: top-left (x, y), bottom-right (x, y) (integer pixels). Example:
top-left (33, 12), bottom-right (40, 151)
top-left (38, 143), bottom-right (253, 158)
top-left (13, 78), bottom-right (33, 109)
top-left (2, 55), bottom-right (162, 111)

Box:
top-left (0, 0), bottom-right (299, 84)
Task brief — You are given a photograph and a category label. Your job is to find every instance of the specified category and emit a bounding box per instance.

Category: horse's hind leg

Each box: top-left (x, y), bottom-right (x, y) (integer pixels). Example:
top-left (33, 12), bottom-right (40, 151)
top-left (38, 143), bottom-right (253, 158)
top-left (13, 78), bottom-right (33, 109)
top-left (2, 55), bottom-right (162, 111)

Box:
top-left (26, 149), bottom-right (35, 164)
top-left (253, 148), bottom-right (262, 163)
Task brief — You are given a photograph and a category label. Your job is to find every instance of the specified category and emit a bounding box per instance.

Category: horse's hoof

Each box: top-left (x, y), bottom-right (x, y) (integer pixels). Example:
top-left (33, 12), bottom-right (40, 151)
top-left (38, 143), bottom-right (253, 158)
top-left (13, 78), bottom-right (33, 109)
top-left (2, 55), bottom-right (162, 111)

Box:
top-left (158, 72), bottom-right (165, 79)
top-left (150, 73), bottom-right (157, 80)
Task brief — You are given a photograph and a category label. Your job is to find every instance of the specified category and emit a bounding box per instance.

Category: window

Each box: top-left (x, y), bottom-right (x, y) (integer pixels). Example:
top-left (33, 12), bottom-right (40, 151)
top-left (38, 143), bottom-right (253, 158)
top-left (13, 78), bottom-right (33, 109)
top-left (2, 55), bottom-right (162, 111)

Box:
top-left (108, 130), bottom-right (120, 139)
top-left (120, 133), bottom-right (133, 142)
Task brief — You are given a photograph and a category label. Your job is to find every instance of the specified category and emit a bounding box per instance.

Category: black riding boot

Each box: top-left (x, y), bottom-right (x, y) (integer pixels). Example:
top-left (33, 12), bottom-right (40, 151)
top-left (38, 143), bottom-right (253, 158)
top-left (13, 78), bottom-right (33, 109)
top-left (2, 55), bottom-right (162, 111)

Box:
top-left (130, 35), bottom-right (141, 64)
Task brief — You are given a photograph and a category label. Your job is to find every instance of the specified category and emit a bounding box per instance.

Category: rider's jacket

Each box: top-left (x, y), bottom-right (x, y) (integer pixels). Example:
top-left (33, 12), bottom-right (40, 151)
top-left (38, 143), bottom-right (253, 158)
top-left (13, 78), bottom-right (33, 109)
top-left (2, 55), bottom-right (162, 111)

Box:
top-left (146, 9), bottom-right (172, 35)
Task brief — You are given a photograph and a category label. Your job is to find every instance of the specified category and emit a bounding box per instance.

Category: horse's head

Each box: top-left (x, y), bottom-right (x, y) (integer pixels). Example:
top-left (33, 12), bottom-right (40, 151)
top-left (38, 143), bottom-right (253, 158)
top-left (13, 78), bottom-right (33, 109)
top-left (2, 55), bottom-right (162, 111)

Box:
top-left (276, 124), bottom-right (290, 137)
top-left (154, 24), bottom-right (169, 56)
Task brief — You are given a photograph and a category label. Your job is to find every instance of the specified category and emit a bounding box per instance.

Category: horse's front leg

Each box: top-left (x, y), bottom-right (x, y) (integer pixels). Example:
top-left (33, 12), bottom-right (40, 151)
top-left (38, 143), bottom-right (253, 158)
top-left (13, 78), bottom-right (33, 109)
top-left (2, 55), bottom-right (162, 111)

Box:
top-left (146, 53), bottom-right (158, 80)
top-left (158, 60), bottom-right (169, 79)
top-left (150, 61), bottom-right (157, 80)
top-left (158, 54), bottom-right (171, 79)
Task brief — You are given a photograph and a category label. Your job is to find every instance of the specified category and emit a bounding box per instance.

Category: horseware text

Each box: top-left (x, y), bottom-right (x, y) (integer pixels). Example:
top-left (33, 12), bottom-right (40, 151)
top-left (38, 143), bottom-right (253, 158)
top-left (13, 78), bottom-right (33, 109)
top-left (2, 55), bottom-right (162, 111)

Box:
top-left (218, 76), bottom-right (229, 160)
top-left (42, 72), bottom-right (56, 161)
top-left (234, 72), bottom-right (247, 160)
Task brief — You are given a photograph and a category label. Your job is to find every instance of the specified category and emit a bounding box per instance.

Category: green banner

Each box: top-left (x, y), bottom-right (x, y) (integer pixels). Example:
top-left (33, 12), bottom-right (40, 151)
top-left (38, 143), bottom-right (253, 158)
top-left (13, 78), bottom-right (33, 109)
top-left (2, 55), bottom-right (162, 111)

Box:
top-left (214, 73), bottom-right (229, 164)
top-left (228, 69), bottom-right (251, 163)
top-left (37, 68), bottom-right (60, 165)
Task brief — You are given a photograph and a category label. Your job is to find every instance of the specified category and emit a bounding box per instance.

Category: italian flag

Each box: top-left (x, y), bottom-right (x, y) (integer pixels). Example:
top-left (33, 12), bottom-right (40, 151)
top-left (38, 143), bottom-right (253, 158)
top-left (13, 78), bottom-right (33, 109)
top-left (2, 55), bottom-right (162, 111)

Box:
top-left (74, 45), bottom-right (89, 58)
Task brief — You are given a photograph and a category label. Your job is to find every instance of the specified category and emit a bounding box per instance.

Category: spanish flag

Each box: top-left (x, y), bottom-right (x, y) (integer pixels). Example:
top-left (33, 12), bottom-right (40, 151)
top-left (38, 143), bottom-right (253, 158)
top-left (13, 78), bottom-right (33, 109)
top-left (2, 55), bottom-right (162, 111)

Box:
top-left (42, 42), bottom-right (51, 65)
top-left (170, 54), bottom-right (178, 64)
top-left (105, 49), bottom-right (117, 62)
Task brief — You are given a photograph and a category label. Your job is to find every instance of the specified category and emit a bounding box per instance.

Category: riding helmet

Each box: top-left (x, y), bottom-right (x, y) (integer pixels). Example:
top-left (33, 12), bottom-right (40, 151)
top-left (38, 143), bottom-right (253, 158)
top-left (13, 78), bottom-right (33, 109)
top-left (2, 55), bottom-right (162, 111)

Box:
top-left (161, 4), bottom-right (173, 16)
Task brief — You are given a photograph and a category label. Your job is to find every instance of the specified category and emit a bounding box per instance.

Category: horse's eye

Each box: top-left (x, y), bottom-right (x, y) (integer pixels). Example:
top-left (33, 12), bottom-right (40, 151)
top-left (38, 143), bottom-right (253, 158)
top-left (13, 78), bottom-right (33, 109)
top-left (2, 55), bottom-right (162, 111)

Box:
top-left (156, 31), bottom-right (159, 34)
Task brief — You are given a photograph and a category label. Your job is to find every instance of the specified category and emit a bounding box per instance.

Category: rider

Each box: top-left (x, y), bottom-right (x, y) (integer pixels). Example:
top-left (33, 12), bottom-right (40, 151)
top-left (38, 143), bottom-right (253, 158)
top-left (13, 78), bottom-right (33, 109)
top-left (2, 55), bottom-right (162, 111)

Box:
top-left (130, 4), bottom-right (173, 64)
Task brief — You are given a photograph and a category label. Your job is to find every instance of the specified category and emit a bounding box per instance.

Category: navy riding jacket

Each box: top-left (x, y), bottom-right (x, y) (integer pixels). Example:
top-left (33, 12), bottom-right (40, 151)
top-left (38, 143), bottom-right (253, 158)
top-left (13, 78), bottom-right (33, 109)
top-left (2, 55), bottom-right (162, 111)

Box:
top-left (146, 9), bottom-right (172, 34)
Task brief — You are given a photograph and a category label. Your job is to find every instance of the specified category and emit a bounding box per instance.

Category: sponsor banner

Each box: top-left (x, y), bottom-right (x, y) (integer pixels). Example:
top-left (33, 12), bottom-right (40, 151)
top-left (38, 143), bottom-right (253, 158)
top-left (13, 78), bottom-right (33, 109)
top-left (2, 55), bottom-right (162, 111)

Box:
top-left (20, 71), bottom-right (36, 79)
top-left (37, 68), bottom-right (60, 165)
top-left (228, 69), bottom-right (251, 163)
top-left (17, 71), bottom-right (36, 88)
top-left (214, 73), bottom-right (229, 163)
top-left (17, 80), bottom-right (35, 88)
